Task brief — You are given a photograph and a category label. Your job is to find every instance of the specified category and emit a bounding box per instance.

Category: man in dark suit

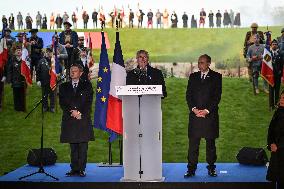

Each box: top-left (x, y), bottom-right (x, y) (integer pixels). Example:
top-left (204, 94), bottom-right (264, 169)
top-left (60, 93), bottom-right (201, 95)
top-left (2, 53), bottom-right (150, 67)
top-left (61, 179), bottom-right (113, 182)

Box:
top-left (59, 64), bottom-right (94, 177)
top-left (184, 54), bottom-right (222, 178)
top-left (126, 49), bottom-right (167, 98)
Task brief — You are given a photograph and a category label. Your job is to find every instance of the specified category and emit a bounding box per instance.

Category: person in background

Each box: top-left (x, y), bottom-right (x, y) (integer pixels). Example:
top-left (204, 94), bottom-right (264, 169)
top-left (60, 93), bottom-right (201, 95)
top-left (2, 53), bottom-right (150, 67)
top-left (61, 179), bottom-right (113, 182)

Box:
top-left (28, 28), bottom-right (43, 79)
top-left (269, 39), bottom-right (284, 109)
top-left (182, 12), bottom-right (188, 28)
top-left (266, 90), bottom-right (284, 189)
top-left (246, 34), bottom-right (267, 94)
top-left (243, 22), bottom-right (265, 82)
top-left (17, 12), bottom-right (23, 30)
top-left (36, 46), bottom-right (55, 113)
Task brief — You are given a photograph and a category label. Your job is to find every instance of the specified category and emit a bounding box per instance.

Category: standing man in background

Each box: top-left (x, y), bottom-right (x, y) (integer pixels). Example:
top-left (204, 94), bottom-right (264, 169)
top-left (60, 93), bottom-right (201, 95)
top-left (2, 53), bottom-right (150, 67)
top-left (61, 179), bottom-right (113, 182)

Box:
top-left (28, 29), bottom-right (43, 79)
top-left (17, 12), bottom-right (23, 30)
top-left (92, 9), bottom-right (98, 29)
top-left (243, 23), bottom-right (264, 82)
top-left (184, 54), bottom-right (222, 178)
top-left (59, 21), bottom-right (78, 79)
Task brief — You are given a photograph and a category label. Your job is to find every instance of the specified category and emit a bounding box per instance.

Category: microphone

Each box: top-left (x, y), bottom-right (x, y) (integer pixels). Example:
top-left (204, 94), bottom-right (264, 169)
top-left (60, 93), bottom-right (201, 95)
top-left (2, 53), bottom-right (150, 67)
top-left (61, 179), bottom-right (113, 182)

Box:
top-left (134, 67), bottom-right (146, 77)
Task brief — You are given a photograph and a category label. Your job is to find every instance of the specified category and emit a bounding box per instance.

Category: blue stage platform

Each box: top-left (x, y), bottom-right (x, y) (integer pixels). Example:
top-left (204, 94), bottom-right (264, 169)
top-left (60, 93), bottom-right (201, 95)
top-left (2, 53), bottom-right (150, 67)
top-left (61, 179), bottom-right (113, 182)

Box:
top-left (0, 163), bottom-right (275, 189)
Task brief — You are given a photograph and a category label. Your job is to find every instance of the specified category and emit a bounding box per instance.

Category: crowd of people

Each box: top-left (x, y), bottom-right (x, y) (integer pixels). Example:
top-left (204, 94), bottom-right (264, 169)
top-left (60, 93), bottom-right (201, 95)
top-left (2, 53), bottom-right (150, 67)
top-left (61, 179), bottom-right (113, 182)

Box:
top-left (243, 23), bottom-right (284, 110)
top-left (1, 8), bottom-right (241, 30)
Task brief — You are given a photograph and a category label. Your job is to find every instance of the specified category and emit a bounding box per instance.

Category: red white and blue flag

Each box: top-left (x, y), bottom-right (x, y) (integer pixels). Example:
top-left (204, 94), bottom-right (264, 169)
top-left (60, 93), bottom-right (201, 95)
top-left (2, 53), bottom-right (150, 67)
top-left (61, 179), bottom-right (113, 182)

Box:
top-left (106, 31), bottom-right (126, 135)
top-left (261, 31), bottom-right (274, 87)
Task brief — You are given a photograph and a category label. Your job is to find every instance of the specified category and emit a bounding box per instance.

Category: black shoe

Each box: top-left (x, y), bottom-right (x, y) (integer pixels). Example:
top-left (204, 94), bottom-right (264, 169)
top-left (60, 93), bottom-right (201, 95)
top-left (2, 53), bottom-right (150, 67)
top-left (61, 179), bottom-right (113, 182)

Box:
top-left (79, 171), bottom-right (86, 177)
top-left (184, 170), bottom-right (195, 178)
top-left (65, 170), bottom-right (78, 177)
top-left (208, 168), bottom-right (217, 177)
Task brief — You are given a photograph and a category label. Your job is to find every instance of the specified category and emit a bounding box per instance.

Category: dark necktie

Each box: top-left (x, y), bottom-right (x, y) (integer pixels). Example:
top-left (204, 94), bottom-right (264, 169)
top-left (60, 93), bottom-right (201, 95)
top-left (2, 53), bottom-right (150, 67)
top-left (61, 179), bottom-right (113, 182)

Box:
top-left (201, 74), bottom-right (205, 82)
top-left (73, 83), bottom-right (77, 93)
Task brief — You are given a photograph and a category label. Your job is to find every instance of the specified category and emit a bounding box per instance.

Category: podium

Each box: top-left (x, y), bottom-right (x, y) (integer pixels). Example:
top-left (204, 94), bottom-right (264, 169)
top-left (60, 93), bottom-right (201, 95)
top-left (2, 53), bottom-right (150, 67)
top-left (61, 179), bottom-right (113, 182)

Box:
top-left (116, 85), bottom-right (164, 182)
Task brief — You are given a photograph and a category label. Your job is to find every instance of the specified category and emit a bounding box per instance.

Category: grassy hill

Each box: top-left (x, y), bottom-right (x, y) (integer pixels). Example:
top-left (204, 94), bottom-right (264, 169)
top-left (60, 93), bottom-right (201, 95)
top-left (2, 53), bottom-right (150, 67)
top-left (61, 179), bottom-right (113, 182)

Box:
top-left (0, 77), bottom-right (282, 175)
top-left (83, 26), bottom-right (282, 65)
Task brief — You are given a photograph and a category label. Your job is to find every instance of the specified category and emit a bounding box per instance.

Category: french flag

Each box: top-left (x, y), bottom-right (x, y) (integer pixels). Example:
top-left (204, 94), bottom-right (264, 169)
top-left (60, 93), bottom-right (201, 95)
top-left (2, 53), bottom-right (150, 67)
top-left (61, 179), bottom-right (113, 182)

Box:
top-left (261, 31), bottom-right (274, 87)
top-left (50, 33), bottom-right (61, 90)
top-left (106, 31), bottom-right (126, 135)
top-left (0, 38), bottom-right (8, 71)
top-left (21, 34), bottom-right (32, 86)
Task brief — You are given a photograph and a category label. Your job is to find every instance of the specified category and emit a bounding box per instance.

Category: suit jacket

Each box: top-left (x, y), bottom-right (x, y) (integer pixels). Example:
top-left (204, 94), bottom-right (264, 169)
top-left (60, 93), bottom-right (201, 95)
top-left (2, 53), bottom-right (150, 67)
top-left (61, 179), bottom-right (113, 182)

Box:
top-left (186, 69), bottom-right (222, 139)
top-left (126, 65), bottom-right (167, 98)
top-left (59, 80), bottom-right (94, 143)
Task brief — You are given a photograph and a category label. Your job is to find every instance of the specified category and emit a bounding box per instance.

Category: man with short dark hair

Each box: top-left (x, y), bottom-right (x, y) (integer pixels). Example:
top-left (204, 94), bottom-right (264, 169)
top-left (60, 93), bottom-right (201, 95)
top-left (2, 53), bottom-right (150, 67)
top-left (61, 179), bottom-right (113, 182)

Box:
top-left (269, 39), bottom-right (284, 108)
top-left (185, 54), bottom-right (222, 178)
top-left (59, 63), bottom-right (94, 177)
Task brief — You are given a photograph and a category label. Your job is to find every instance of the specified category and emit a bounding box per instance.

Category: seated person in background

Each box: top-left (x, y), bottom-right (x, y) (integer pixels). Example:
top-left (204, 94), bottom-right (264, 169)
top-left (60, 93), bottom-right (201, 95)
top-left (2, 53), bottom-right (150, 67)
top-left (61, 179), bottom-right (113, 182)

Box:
top-left (126, 49), bottom-right (167, 98)
top-left (266, 90), bottom-right (284, 189)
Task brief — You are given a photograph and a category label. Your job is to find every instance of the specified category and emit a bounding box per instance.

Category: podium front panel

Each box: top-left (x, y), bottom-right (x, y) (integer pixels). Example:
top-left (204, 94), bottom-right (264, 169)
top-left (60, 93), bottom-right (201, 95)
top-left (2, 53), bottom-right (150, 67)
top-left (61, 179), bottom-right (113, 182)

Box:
top-left (122, 96), bottom-right (140, 180)
top-left (122, 95), bottom-right (162, 181)
top-left (140, 95), bottom-right (162, 180)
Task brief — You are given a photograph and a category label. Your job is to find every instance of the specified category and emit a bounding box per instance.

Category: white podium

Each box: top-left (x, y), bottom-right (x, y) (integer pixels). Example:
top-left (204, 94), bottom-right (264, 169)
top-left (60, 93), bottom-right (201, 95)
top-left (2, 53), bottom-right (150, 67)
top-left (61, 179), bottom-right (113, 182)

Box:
top-left (116, 85), bottom-right (164, 182)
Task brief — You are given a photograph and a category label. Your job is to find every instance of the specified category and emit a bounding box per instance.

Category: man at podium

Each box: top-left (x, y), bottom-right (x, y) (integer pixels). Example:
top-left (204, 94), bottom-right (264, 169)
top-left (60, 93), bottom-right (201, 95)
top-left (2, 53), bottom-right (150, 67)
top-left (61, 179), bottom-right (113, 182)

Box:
top-left (126, 50), bottom-right (167, 98)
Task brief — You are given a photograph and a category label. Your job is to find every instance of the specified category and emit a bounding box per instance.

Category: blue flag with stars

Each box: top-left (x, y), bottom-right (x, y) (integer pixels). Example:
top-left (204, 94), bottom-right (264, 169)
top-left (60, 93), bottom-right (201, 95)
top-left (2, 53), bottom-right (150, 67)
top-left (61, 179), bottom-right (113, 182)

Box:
top-left (94, 32), bottom-right (117, 142)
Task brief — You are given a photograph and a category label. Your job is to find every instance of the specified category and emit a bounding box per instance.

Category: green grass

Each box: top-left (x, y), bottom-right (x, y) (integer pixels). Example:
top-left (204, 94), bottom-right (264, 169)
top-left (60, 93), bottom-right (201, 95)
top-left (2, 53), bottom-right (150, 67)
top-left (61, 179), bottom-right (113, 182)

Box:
top-left (86, 27), bottom-right (282, 64)
top-left (21, 26), bottom-right (282, 64)
top-left (0, 78), bottom-right (282, 175)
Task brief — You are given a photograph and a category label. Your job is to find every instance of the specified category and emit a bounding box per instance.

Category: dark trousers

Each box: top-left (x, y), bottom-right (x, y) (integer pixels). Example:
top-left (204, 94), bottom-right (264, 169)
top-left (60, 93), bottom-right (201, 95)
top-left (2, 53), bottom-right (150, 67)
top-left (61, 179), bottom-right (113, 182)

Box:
top-left (187, 137), bottom-right (217, 170)
top-left (31, 57), bottom-right (40, 79)
top-left (65, 47), bottom-right (74, 80)
top-left (269, 78), bottom-right (281, 107)
top-left (42, 85), bottom-right (55, 110)
top-left (13, 86), bottom-right (26, 111)
top-left (70, 142), bottom-right (88, 172)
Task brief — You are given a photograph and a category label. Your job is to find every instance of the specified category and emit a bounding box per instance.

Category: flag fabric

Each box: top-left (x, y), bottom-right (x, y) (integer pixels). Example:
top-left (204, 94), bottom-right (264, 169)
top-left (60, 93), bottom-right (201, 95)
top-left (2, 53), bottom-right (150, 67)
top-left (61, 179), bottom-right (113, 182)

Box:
top-left (261, 31), bottom-right (274, 87)
top-left (50, 33), bottom-right (61, 90)
top-left (106, 31), bottom-right (126, 135)
top-left (0, 38), bottom-right (8, 70)
top-left (87, 32), bottom-right (94, 67)
top-left (21, 34), bottom-right (32, 85)
top-left (94, 32), bottom-right (117, 142)
top-left (21, 58), bottom-right (32, 86)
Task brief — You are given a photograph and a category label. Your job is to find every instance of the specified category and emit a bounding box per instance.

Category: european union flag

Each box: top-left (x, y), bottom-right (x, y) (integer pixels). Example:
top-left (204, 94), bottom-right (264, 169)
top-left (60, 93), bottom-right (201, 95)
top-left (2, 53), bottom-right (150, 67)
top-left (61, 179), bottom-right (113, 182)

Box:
top-left (94, 32), bottom-right (117, 142)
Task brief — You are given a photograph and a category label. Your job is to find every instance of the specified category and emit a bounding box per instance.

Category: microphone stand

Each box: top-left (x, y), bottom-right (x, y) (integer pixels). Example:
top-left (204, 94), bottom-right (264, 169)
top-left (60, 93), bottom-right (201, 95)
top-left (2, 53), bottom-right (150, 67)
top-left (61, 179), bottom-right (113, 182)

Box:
top-left (18, 76), bottom-right (65, 181)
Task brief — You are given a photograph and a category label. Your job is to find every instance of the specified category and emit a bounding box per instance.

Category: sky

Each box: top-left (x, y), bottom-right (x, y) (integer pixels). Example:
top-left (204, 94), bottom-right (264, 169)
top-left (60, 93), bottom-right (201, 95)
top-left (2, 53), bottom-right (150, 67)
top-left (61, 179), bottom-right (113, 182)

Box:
top-left (1, 0), bottom-right (284, 28)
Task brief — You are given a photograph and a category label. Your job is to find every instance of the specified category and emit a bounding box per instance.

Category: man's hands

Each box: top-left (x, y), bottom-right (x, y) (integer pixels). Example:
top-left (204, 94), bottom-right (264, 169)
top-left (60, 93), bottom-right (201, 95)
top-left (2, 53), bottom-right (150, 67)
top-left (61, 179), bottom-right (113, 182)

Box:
top-left (70, 110), bottom-right (82, 120)
top-left (193, 108), bottom-right (209, 118)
